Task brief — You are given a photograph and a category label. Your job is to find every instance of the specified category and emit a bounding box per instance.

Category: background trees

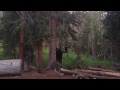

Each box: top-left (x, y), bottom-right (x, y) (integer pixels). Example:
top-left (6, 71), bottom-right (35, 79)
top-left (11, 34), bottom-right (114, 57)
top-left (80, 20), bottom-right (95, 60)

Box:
top-left (103, 11), bottom-right (120, 61)
top-left (0, 11), bottom-right (120, 72)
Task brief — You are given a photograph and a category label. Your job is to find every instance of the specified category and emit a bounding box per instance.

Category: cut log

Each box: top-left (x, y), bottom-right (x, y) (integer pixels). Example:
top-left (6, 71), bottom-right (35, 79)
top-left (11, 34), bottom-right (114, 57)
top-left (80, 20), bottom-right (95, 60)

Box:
top-left (0, 59), bottom-right (22, 76)
top-left (87, 67), bottom-right (115, 72)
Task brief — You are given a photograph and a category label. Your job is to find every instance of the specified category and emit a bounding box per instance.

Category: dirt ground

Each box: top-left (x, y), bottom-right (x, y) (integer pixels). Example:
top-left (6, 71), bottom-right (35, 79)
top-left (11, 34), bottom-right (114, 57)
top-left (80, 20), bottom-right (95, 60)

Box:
top-left (0, 69), bottom-right (75, 79)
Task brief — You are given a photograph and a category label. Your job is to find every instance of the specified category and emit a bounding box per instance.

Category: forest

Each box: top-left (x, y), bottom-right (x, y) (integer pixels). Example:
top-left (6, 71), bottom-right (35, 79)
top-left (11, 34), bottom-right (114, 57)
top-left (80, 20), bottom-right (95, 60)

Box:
top-left (0, 11), bottom-right (120, 79)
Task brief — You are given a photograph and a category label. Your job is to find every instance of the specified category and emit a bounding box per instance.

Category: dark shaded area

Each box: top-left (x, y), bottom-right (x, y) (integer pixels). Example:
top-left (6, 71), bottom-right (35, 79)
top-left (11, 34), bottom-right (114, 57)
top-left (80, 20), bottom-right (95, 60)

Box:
top-left (23, 45), bottom-right (34, 71)
top-left (56, 47), bottom-right (67, 64)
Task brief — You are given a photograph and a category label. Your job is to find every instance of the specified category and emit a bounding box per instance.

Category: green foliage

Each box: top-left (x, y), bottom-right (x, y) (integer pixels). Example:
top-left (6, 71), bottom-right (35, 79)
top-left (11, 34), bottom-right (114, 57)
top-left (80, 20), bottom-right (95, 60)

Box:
top-left (0, 43), bottom-right (13, 60)
top-left (0, 11), bottom-right (52, 58)
top-left (43, 47), bottom-right (49, 68)
top-left (1, 11), bottom-right (20, 57)
top-left (41, 47), bottom-right (113, 69)
top-left (0, 45), bottom-right (114, 69)
top-left (81, 54), bottom-right (113, 69)
top-left (56, 11), bottom-right (80, 41)
top-left (102, 11), bottom-right (120, 60)
top-left (62, 50), bottom-right (77, 69)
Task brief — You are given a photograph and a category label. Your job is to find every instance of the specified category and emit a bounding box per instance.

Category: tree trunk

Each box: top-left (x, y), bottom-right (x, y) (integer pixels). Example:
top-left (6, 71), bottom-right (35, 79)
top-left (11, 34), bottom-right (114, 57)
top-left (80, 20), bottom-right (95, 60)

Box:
top-left (0, 59), bottom-right (22, 76)
top-left (47, 12), bottom-right (58, 71)
top-left (36, 11), bottom-right (44, 73)
top-left (19, 11), bottom-right (25, 70)
top-left (19, 11), bottom-right (24, 60)
top-left (36, 41), bottom-right (44, 73)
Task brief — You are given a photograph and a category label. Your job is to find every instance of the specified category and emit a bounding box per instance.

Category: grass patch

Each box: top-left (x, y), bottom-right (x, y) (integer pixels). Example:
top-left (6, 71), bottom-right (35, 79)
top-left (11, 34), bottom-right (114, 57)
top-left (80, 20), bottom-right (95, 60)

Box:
top-left (62, 50), bottom-right (77, 69)
top-left (41, 47), bottom-right (77, 69)
top-left (81, 54), bottom-right (113, 69)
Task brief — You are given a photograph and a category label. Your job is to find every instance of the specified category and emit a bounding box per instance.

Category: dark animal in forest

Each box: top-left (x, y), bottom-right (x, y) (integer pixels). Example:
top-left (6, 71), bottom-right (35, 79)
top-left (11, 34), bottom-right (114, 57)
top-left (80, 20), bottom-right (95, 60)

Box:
top-left (56, 47), bottom-right (67, 67)
top-left (23, 45), bottom-right (34, 71)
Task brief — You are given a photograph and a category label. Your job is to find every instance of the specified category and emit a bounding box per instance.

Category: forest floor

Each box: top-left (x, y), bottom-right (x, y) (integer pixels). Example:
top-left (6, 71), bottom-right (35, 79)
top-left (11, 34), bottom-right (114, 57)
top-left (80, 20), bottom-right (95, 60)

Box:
top-left (0, 69), bottom-right (75, 79)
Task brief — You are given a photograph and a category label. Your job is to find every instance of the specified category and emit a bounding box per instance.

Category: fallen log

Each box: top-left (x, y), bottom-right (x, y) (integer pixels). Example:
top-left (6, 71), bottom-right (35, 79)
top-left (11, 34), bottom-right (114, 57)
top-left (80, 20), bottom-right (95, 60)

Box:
top-left (0, 59), bottom-right (22, 76)
top-left (60, 68), bottom-right (81, 75)
top-left (76, 73), bottom-right (120, 79)
top-left (87, 67), bottom-right (115, 72)
top-left (60, 68), bottom-right (120, 79)
top-left (74, 69), bottom-right (120, 78)
top-left (78, 65), bottom-right (115, 72)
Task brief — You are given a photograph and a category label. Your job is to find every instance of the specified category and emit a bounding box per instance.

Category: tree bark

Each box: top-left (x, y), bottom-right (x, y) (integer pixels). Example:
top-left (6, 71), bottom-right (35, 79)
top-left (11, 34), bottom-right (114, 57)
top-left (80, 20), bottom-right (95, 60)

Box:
top-left (36, 41), bottom-right (44, 73)
top-left (47, 12), bottom-right (58, 70)
top-left (18, 11), bottom-right (25, 70)
top-left (19, 11), bottom-right (25, 60)
top-left (36, 11), bottom-right (44, 73)
top-left (0, 59), bottom-right (22, 76)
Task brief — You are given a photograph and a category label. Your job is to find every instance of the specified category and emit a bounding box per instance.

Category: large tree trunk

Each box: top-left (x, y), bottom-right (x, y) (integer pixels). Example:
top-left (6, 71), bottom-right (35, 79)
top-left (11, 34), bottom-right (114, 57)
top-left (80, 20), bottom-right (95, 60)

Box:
top-left (47, 12), bottom-right (58, 71)
top-left (19, 11), bottom-right (25, 70)
top-left (36, 11), bottom-right (44, 73)
top-left (0, 59), bottom-right (22, 76)
top-left (36, 41), bottom-right (43, 73)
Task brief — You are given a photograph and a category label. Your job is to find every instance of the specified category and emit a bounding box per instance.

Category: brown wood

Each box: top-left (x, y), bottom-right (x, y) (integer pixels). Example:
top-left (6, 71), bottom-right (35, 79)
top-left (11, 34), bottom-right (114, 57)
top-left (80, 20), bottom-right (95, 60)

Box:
top-left (87, 67), bottom-right (115, 72)
top-left (0, 59), bottom-right (22, 76)
top-left (19, 11), bottom-right (25, 60)
top-left (60, 68), bottom-right (81, 75)
top-left (76, 73), bottom-right (120, 79)
top-left (37, 41), bottom-right (43, 73)
top-left (60, 68), bottom-right (120, 79)
top-left (36, 12), bottom-right (44, 73)
top-left (47, 12), bottom-right (57, 70)
top-left (76, 69), bottom-right (120, 78)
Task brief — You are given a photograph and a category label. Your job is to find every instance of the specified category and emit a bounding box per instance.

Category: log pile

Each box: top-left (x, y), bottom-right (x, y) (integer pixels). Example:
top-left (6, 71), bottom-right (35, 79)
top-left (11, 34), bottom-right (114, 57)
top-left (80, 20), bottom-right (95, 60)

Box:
top-left (60, 67), bottom-right (120, 79)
